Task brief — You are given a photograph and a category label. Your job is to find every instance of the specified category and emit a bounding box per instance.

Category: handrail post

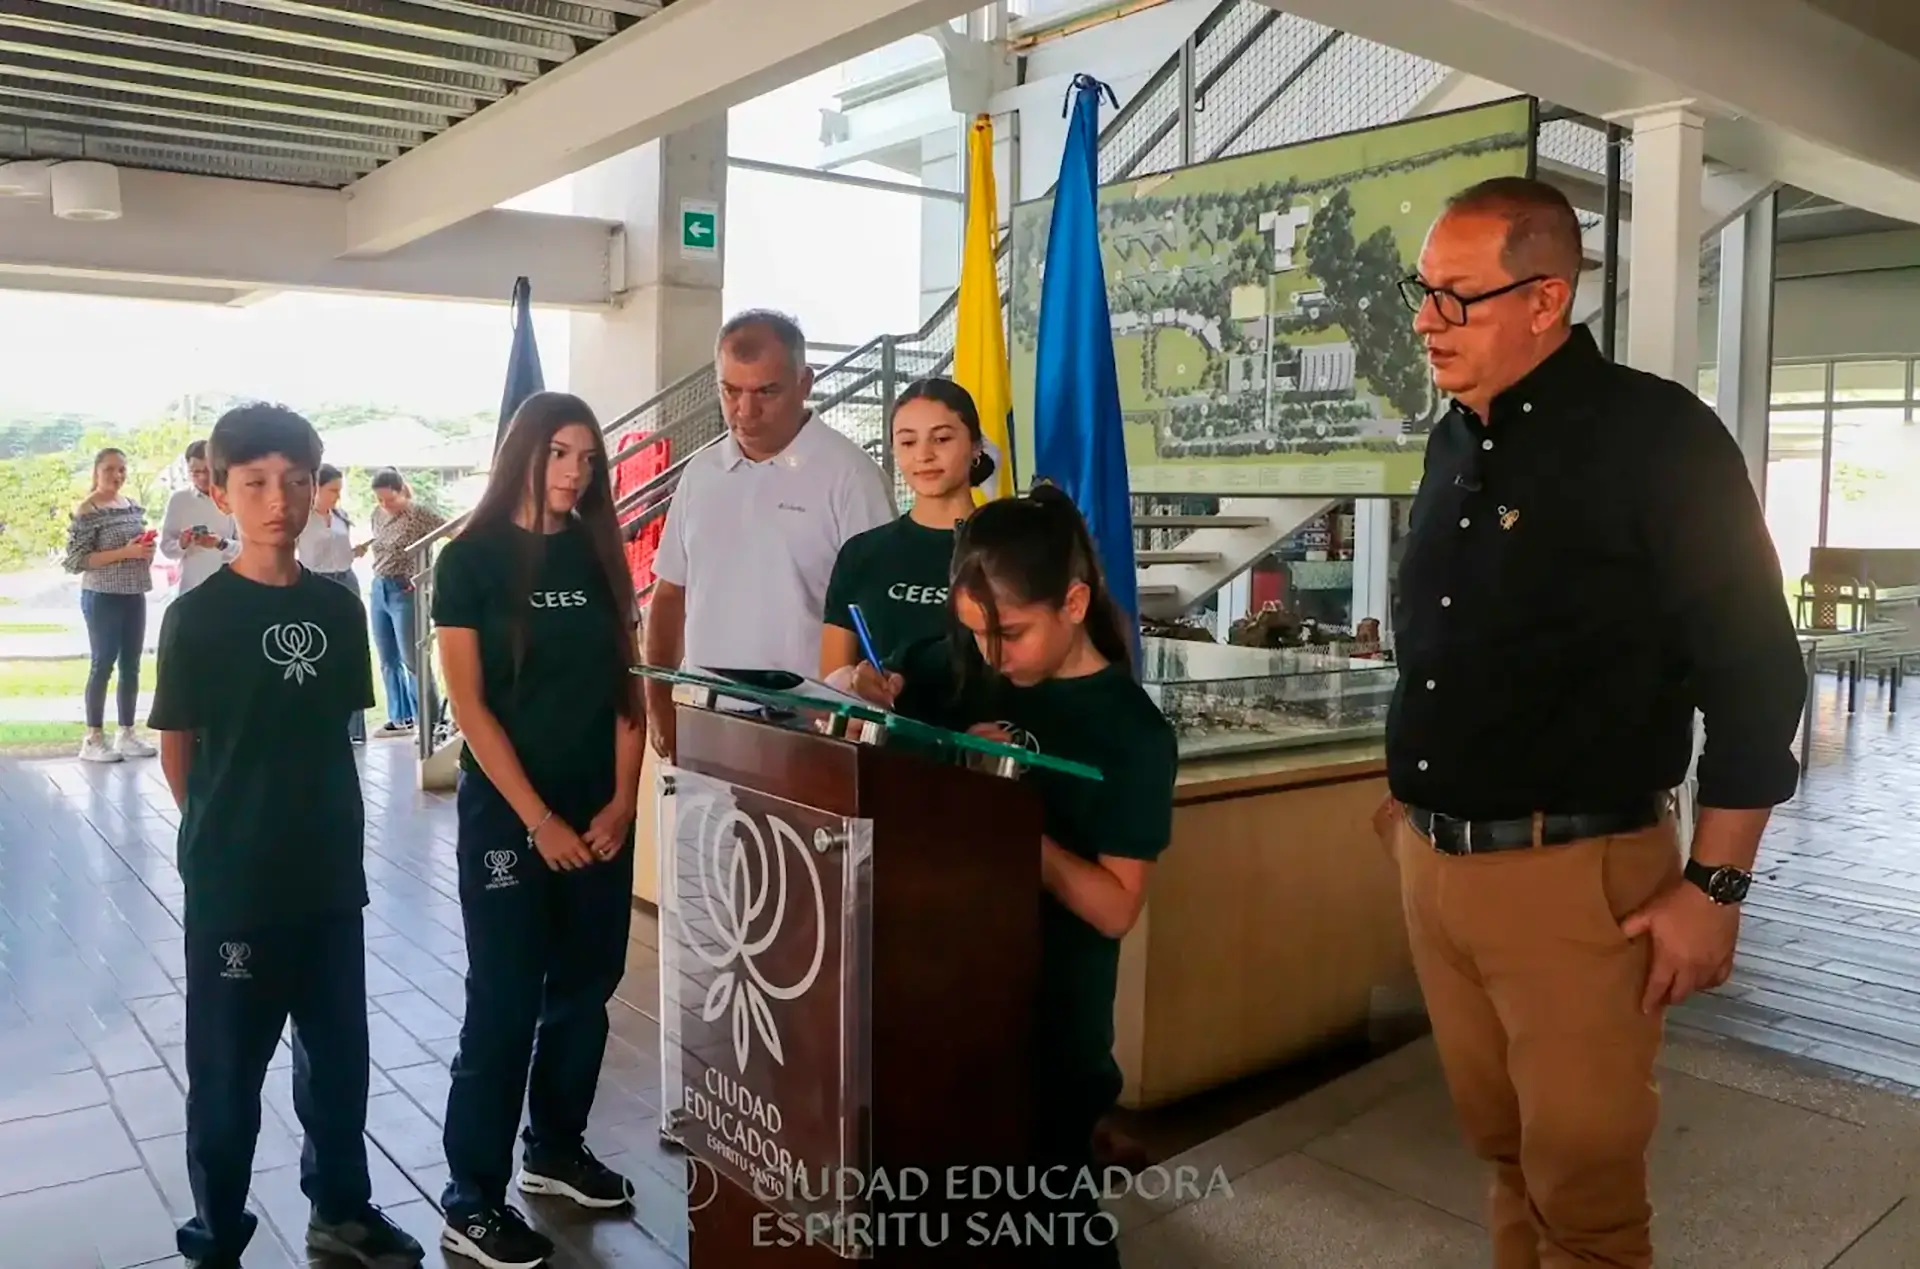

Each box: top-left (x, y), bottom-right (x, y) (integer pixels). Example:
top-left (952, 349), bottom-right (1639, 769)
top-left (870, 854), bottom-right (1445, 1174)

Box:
top-left (878, 336), bottom-right (900, 491)
top-left (414, 547), bottom-right (437, 765)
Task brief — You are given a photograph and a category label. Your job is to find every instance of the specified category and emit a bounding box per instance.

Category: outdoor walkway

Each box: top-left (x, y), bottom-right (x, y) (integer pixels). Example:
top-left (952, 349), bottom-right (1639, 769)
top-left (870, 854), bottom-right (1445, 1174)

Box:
top-left (1, 674), bottom-right (1919, 1267)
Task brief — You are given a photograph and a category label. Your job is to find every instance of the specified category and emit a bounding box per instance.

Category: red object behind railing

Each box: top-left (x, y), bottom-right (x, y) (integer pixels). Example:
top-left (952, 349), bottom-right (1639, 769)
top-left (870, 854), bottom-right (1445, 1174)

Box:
top-left (614, 427), bottom-right (670, 594)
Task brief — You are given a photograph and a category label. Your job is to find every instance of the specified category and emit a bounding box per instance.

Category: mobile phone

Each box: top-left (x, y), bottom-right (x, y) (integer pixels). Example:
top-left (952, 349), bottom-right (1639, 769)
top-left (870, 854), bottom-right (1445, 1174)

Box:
top-left (191, 524), bottom-right (207, 535)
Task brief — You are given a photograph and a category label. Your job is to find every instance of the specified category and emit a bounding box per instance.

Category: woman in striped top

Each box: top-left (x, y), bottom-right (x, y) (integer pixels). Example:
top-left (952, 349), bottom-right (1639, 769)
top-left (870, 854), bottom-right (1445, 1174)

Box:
top-left (61, 447), bottom-right (158, 764)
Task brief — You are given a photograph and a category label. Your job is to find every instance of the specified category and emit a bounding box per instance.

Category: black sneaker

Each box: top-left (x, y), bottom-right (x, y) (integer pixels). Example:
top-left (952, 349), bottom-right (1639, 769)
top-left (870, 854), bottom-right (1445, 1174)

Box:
top-left (440, 1206), bottom-right (553, 1269)
top-left (307, 1205), bottom-right (425, 1266)
top-left (517, 1145), bottom-right (636, 1209)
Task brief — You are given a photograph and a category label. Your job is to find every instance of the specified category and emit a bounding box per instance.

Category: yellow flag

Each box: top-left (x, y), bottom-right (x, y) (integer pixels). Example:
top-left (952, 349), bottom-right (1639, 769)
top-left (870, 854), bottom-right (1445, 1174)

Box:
top-left (954, 114), bottom-right (1015, 503)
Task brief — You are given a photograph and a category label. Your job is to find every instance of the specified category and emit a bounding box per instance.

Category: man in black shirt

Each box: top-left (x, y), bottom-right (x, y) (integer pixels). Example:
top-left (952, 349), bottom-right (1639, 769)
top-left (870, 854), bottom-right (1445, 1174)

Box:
top-left (1380, 177), bottom-right (1806, 1269)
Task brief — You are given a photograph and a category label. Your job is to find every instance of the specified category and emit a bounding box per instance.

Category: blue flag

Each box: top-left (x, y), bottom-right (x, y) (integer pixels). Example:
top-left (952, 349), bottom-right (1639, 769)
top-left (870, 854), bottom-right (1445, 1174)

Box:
top-left (497, 275), bottom-right (545, 453)
top-left (1033, 75), bottom-right (1140, 669)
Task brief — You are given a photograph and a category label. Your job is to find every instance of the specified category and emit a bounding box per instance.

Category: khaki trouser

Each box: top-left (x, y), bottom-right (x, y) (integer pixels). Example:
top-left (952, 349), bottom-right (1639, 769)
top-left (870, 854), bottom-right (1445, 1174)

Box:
top-left (1387, 809), bottom-right (1681, 1269)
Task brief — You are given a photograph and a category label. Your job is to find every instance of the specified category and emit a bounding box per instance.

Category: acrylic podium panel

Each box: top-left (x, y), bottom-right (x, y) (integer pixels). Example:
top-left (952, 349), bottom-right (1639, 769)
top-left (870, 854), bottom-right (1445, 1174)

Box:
top-left (639, 679), bottom-right (1080, 1266)
top-left (658, 768), bottom-right (874, 1250)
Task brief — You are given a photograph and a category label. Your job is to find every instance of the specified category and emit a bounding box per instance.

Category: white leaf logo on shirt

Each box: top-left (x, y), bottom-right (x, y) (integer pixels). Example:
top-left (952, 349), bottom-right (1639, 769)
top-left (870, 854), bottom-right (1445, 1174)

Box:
top-left (262, 622), bottom-right (328, 684)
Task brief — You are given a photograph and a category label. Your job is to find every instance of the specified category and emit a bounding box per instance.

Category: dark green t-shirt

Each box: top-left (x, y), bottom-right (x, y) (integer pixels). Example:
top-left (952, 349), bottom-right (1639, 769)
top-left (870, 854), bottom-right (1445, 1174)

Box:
top-left (822, 515), bottom-right (958, 666)
top-left (149, 566), bottom-right (375, 935)
top-left (897, 644), bottom-right (1178, 1091)
top-left (431, 522), bottom-right (629, 822)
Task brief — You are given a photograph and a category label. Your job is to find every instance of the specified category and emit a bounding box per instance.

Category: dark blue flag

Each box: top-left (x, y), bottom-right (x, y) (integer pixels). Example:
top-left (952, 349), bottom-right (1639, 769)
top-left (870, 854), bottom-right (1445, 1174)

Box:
top-left (497, 275), bottom-right (545, 452)
top-left (1033, 75), bottom-right (1140, 669)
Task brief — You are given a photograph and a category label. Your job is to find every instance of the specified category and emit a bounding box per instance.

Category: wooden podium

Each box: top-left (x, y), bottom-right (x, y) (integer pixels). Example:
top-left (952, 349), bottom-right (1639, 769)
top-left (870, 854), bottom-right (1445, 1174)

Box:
top-left (658, 696), bottom-right (1056, 1266)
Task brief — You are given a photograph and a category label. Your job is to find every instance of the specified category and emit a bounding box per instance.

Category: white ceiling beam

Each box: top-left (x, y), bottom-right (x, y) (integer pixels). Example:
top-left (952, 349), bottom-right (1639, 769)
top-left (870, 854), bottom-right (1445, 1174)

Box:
top-left (342, 0), bottom-right (980, 257)
top-left (0, 168), bottom-right (614, 308)
top-left (1257, 0), bottom-right (1920, 221)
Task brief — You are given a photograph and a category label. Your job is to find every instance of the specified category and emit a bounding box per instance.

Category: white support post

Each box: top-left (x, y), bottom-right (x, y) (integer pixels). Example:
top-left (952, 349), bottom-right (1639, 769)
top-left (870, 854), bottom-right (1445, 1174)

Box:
top-left (568, 117), bottom-right (729, 420)
top-left (1714, 193), bottom-right (1778, 499)
top-left (1350, 499), bottom-right (1395, 642)
top-left (1617, 103), bottom-right (1706, 382)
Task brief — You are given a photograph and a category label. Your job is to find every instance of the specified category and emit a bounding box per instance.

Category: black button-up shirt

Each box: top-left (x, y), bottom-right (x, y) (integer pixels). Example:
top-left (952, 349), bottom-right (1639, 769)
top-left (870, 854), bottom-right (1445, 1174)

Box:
top-left (1388, 326), bottom-right (1807, 820)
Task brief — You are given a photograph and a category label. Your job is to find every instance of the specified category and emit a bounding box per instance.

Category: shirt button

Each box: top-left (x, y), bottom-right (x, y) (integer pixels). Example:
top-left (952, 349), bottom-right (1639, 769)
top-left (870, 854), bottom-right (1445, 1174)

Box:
top-left (1425, 679), bottom-right (1436, 690)
top-left (1481, 438), bottom-right (1494, 451)
top-left (1522, 402), bottom-right (1533, 413)
top-left (1458, 517), bottom-right (1470, 529)
top-left (1417, 759), bottom-right (1430, 772)
top-left (1440, 596), bottom-right (1452, 608)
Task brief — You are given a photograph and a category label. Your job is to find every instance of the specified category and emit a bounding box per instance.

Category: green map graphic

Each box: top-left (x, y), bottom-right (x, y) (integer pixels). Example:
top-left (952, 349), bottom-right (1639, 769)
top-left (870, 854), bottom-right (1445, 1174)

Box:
top-left (1008, 98), bottom-right (1535, 497)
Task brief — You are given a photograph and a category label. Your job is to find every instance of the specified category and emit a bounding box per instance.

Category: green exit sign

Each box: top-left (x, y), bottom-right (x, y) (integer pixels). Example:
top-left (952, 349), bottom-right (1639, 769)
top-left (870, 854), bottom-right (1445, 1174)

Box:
top-left (680, 199), bottom-right (718, 258)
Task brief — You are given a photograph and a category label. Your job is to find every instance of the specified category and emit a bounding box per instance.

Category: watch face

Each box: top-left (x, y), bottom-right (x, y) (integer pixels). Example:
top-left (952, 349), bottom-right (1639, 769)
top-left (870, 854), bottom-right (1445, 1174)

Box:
top-left (1706, 867), bottom-right (1751, 904)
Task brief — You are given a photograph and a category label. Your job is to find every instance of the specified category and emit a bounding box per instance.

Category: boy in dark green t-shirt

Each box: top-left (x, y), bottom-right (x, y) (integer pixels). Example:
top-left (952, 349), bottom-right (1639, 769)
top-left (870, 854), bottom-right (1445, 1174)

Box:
top-left (149, 405), bottom-right (423, 1269)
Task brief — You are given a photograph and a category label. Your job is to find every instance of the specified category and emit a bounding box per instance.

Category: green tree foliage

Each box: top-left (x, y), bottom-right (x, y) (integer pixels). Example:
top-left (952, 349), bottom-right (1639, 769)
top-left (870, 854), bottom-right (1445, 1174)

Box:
top-left (79, 416), bottom-right (198, 511)
top-left (1300, 188), bottom-right (1431, 422)
top-left (0, 453), bottom-right (83, 569)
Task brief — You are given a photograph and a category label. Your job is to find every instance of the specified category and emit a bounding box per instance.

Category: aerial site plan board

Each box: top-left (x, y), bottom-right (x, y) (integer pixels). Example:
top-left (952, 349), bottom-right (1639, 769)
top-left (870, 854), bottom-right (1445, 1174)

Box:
top-left (1008, 96), bottom-right (1537, 498)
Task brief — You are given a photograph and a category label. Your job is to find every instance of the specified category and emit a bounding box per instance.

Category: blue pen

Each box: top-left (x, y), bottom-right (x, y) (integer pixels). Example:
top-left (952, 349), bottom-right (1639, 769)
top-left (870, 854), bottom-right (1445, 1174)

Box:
top-left (847, 603), bottom-right (885, 671)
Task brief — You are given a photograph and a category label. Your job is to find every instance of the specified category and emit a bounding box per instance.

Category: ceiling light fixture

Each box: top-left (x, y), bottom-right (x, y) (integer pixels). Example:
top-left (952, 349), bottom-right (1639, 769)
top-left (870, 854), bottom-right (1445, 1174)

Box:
top-left (51, 160), bottom-right (120, 221)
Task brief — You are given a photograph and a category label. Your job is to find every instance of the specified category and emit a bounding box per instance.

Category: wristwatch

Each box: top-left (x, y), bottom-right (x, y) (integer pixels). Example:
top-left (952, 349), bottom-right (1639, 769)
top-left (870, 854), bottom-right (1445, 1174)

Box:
top-left (1683, 859), bottom-right (1753, 905)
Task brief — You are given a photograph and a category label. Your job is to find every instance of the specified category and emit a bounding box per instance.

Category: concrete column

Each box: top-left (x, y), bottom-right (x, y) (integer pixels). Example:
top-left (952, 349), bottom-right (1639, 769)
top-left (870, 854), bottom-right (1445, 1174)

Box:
top-left (568, 116), bottom-right (728, 422)
top-left (1714, 192), bottom-right (1777, 499)
top-left (1618, 104), bottom-right (1705, 383)
top-left (1350, 499), bottom-right (1395, 640)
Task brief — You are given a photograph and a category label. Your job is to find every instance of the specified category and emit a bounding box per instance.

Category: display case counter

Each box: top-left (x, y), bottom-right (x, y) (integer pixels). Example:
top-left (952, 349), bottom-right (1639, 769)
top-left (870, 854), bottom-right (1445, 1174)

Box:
top-left (1114, 733), bottom-right (1411, 1110)
top-left (1143, 638), bottom-right (1394, 760)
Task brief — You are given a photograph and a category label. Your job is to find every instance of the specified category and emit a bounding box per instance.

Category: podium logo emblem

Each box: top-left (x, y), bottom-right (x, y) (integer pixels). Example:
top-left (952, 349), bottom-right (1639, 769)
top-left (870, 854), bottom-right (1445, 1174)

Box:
top-left (681, 798), bottom-right (828, 1075)
top-left (218, 941), bottom-right (252, 980)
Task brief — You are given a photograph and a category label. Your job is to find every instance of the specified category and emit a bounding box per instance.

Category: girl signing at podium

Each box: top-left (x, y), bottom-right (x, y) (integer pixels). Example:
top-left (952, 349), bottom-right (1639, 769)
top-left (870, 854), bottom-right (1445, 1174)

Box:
top-left (848, 484), bottom-right (1177, 1267)
top-left (818, 376), bottom-right (996, 678)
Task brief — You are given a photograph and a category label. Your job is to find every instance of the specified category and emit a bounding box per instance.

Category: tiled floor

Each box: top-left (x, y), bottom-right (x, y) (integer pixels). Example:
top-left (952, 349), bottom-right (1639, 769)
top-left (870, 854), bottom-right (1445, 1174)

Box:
top-left (0, 742), bottom-right (686, 1269)
top-left (3, 671), bottom-right (1920, 1268)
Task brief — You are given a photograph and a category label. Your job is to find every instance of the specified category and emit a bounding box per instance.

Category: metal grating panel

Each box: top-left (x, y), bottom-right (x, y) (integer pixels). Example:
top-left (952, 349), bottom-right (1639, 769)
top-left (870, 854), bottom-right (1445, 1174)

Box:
top-left (1220, 34), bottom-right (1448, 157)
top-left (1192, 0), bottom-right (1269, 82)
top-left (0, 0), bottom-right (662, 188)
top-left (1097, 68), bottom-right (1179, 183)
top-left (1193, 9), bottom-right (1333, 160)
top-left (1538, 118), bottom-right (1635, 181)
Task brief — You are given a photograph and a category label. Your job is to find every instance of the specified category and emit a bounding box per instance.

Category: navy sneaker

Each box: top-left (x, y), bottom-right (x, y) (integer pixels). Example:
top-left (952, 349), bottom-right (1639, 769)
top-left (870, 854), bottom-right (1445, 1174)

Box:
top-left (517, 1145), bottom-right (635, 1209)
top-left (440, 1205), bottom-right (554, 1269)
top-left (306, 1205), bottom-right (425, 1266)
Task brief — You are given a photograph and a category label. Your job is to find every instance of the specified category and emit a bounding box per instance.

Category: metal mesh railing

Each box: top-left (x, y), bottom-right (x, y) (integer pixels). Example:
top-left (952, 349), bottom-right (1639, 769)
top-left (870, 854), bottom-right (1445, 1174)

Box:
top-left (1538, 118), bottom-right (1635, 181)
top-left (1221, 34), bottom-right (1448, 157)
top-left (1192, 11), bottom-right (1335, 159)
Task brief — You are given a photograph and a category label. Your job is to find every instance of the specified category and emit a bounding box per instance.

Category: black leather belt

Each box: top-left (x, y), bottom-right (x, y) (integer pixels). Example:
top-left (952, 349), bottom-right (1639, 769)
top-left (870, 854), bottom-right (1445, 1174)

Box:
top-left (1406, 798), bottom-right (1663, 856)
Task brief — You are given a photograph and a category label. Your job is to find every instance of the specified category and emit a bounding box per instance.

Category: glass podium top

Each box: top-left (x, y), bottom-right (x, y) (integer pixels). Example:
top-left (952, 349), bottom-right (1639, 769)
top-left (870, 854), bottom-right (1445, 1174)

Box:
top-left (631, 664), bottom-right (1103, 782)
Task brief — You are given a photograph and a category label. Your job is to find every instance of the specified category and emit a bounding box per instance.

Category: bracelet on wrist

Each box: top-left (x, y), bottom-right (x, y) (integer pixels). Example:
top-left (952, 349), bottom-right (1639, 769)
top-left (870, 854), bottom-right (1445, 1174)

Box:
top-left (527, 810), bottom-right (553, 844)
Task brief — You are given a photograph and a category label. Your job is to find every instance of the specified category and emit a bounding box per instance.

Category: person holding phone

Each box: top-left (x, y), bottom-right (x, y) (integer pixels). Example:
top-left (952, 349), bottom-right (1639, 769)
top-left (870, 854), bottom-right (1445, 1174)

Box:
top-left (160, 439), bottom-right (239, 597)
top-left (359, 468), bottom-right (444, 736)
top-left (63, 447), bottom-right (158, 764)
top-left (432, 393), bottom-right (645, 1269)
top-left (819, 377), bottom-right (991, 678)
top-left (847, 486), bottom-right (1175, 1268)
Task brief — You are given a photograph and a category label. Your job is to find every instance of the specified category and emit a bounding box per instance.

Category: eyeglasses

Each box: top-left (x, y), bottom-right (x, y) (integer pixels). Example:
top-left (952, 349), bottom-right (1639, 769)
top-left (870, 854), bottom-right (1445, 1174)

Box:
top-left (1398, 274), bottom-right (1548, 327)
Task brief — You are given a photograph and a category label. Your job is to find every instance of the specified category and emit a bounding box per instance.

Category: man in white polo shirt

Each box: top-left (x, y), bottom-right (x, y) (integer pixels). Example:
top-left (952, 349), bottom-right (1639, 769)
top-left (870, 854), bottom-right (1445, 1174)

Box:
top-left (644, 309), bottom-right (895, 759)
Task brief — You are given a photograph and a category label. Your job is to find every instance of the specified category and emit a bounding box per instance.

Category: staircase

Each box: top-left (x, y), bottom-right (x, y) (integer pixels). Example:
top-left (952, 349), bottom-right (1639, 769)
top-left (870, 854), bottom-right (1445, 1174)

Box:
top-left (402, 0), bottom-right (1553, 774)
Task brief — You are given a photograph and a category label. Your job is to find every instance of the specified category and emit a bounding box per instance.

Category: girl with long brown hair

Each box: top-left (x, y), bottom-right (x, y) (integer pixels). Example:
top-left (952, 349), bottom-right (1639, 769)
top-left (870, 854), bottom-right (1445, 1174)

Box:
top-left (429, 392), bottom-right (644, 1269)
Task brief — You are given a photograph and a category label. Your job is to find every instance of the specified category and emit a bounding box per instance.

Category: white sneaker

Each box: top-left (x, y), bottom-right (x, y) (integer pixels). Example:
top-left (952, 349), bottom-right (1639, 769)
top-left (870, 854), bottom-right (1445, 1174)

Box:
top-left (78, 734), bottom-right (123, 764)
top-left (115, 729), bottom-right (157, 758)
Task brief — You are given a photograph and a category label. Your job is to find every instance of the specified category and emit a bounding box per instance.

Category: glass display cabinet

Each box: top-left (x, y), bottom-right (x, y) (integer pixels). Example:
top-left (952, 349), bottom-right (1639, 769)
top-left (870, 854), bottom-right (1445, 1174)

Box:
top-left (1141, 636), bottom-right (1397, 759)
